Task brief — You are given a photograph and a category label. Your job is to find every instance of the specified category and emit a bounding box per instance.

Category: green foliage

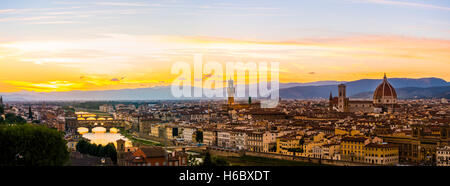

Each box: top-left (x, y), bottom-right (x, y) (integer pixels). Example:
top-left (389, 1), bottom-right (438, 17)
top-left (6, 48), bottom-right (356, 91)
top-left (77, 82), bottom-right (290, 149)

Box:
top-left (201, 151), bottom-right (230, 166)
top-left (76, 140), bottom-right (117, 164)
top-left (0, 124), bottom-right (69, 166)
top-left (202, 151), bottom-right (212, 166)
top-left (0, 113), bottom-right (27, 125)
top-left (213, 157), bottom-right (230, 166)
top-left (187, 154), bottom-right (199, 166)
top-left (104, 143), bottom-right (117, 164)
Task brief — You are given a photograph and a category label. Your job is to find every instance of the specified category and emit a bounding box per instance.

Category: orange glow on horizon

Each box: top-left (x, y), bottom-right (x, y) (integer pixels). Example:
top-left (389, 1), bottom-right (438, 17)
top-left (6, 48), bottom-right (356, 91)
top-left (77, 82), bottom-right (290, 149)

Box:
top-left (0, 34), bottom-right (449, 92)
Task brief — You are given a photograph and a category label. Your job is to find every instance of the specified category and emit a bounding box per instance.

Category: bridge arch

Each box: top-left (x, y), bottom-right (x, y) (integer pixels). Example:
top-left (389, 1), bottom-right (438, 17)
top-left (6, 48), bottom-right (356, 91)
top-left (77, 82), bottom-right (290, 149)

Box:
top-left (77, 127), bottom-right (89, 134)
top-left (92, 127), bottom-right (107, 133)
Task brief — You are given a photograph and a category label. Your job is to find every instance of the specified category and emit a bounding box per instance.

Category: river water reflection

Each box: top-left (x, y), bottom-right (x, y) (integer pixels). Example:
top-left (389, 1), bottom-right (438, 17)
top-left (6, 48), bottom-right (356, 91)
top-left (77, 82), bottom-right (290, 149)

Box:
top-left (78, 127), bottom-right (133, 148)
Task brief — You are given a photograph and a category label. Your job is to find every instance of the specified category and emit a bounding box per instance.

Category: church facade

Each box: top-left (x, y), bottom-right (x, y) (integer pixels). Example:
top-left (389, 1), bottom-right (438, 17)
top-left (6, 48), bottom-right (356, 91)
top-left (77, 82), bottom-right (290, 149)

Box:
top-left (329, 74), bottom-right (398, 113)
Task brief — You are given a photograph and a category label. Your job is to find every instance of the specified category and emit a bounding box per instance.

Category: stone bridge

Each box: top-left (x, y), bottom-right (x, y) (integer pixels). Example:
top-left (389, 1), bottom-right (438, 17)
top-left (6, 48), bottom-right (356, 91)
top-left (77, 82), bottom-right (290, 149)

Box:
top-left (65, 117), bottom-right (126, 133)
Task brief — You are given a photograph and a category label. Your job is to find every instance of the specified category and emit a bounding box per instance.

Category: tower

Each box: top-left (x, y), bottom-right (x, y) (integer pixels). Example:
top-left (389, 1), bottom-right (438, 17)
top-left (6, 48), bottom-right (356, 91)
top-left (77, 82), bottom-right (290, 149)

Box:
top-left (227, 78), bottom-right (235, 105)
top-left (0, 96), bottom-right (3, 114)
top-left (329, 92), bottom-right (333, 109)
top-left (338, 84), bottom-right (347, 112)
top-left (116, 139), bottom-right (125, 153)
top-left (28, 106), bottom-right (33, 120)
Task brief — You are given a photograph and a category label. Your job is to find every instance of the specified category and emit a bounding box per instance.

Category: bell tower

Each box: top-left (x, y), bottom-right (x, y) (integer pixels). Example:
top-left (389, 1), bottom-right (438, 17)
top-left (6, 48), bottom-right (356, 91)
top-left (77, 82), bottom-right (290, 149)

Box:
top-left (227, 78), bottom-right (235, 105)
top-left (338, 84), bottom-right (347, 112)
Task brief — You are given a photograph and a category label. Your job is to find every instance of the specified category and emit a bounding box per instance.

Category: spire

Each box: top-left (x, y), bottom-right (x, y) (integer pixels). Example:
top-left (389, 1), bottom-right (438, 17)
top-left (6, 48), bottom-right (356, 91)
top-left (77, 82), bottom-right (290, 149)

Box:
top-left (329, 92), bottom-right (333, 100)
top-left (384, 73), bottom-right (387, 80)
top-left (28, 106), bottom-right (33, 119)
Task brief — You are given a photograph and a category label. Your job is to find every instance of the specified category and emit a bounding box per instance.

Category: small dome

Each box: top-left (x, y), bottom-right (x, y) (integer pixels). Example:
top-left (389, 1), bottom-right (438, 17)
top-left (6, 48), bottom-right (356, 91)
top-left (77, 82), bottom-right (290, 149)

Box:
top-left (373, 74), bottom-right (397, 99)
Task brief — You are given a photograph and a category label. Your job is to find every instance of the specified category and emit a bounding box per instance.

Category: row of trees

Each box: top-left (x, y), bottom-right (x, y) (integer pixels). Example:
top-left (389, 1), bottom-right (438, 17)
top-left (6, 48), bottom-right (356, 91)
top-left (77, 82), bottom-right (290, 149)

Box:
top-left (0, 124), bottom-right (69, 166)
top-left (76, 140), bottom-right (117, 164)
top-left (201, 152), bottom-right (230, 166)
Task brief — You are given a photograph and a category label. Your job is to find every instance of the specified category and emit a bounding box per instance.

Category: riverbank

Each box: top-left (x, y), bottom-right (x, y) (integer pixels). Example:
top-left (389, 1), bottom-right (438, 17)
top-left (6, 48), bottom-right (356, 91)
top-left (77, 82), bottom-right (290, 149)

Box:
top-left (220, 155), bottom-right (326, 166)
top-left (119, 130), bottom-right (162, 146)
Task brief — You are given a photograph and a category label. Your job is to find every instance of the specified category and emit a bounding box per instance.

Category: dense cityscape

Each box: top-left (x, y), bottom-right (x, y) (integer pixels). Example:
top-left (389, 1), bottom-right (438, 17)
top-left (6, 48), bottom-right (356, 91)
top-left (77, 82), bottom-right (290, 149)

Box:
top-left (1, 1), bottom-right (449, 185)
top-left (1, 75), bottom-right (449, 166)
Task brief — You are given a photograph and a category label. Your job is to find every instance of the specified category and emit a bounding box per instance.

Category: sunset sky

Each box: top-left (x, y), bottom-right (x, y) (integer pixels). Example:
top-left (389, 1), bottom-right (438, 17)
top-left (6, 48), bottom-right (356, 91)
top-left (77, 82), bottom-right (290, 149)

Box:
top-left (0, 0), bottom-right (449, 92)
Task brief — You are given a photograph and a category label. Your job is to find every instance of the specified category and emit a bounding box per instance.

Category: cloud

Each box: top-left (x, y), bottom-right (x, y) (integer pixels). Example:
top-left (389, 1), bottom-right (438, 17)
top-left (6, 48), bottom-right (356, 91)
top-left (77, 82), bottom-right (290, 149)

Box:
top-left (28, 21), bottom-right (82, 25)
top-left (1, 34), bottom-right (449, 92)
top-left (357, 0), bottom-right (450, 11)
top-left (0, 16), bottom-right (57, 22)
top-left (0, 9), bottom-right (17, 14)
top-left (92, 2), bottom-right (151, 7)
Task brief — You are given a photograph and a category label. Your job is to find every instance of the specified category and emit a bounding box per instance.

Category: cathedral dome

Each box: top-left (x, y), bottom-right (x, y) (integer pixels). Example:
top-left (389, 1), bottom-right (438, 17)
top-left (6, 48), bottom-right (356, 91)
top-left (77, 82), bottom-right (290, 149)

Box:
top-left (373, 74), bottom-right (397, 104)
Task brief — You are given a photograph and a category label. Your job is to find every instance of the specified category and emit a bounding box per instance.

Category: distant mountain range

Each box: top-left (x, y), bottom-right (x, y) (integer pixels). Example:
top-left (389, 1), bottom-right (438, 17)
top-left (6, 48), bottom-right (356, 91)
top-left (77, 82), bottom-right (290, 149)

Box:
top-left (1, 77), bottom-right (449, 101)
top-left (280, 77), bottom-right (450, 99)
top-left (352, 86), bottom-right (450, 99)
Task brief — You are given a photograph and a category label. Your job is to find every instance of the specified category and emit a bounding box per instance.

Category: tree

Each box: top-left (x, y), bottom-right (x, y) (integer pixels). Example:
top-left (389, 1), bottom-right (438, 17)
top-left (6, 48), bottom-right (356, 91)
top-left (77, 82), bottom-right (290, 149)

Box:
top-left (96, 144), bottom-right (105, 157)
top-left (187, 154), bottom-right (199, 166)
top-left (2, 113), bottom-right (26, 125)
top-left (213, 157), bottom-right (230, 166)
top-left (104, 143), bottom-right (117, 164)
top-left (201, 151), bottom-right (230, 166)
top-left (0, 124), bottom-right (69, 166)
top-left (76, 140), bottom-right (117, 164)
top-left (202, 151), bottom-right (213, 166)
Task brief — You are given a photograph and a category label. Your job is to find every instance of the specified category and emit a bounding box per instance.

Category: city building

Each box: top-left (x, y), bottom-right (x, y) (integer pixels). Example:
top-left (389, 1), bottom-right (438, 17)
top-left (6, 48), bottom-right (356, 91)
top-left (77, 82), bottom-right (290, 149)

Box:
top-left (182, 127), bottom-right (196, 143)
top-left (364, 143), bottom-right (399, 165)
top-left (203, 129), bottom-right (218, 146)
top-left (340, 136), bottom-right (369, 162)
top-left (330, 74), bottom-right (398, 113)
top-left (437, 146), bottom-right (450, 166)
top-left (247, 131), bottom-right (264, 152)
top-left (122, 146), bottom-right (168, 166)
top-left (217, 130), bottom-right (232, 148)
top-left (381, 124), bottom-right (450, 164)
top-left (276, 134), bottom-right (303, 156)
top-left (231, 130), bottom-right (247, 150)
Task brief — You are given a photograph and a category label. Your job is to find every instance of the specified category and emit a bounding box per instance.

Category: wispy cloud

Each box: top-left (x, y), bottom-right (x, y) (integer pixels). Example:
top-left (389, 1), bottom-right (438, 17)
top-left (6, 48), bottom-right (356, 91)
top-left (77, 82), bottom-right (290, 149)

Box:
top-left (357, 0), bottom-right (450, 11)
top-left (28, 21), bottom-right (82, 25)
top-left (92, 1), bottom-right (151, 7)
top-left (0, 16), bottom-right (57, 22)
top-left (0, 9), bottom-right (17, 14)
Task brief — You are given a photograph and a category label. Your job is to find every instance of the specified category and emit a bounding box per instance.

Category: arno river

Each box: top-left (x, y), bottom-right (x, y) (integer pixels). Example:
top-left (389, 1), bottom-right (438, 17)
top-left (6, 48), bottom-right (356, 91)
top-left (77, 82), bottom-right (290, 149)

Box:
top-left (77, 127), bottom-right (133, 148)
